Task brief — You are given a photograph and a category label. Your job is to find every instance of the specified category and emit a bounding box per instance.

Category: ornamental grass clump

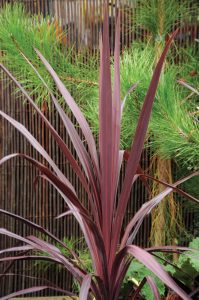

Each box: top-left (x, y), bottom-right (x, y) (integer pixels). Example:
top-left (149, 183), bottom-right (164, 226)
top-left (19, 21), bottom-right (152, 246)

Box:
top-left (0, 7), bottom-right (198, 300)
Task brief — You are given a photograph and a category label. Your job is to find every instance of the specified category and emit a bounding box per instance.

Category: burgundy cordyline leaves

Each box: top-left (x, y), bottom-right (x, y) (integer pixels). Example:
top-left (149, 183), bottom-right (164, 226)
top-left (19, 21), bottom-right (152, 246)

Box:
top-left (0, 7), bottom-right (198, 300)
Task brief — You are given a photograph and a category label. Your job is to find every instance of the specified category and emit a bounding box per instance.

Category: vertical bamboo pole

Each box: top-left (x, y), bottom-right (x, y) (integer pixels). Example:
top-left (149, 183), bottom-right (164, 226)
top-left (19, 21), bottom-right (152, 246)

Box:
top-left (150, 0), bottom-right (182, 249)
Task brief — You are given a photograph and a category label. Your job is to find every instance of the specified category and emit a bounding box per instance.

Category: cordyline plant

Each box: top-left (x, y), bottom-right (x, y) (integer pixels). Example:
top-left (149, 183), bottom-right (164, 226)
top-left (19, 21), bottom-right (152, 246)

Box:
top-left (0, 9), bottom-right (198, 300)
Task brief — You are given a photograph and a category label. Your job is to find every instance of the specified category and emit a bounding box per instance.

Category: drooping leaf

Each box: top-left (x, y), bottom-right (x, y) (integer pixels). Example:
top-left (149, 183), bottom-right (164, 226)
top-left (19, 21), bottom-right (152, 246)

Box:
top-left (3, 59), bottom-right (101, 223)
top-left (0, 208), bottom-right (78, 261)
top-left (0, 63), bottom-right (92, 196)
top-left (121, 82), bottom-right (139, 113)
top-left (0, 110), bottom-right (75, 192)
top-left (0, 245), bottom-right (33, 255)
top-left (79, 274), bottom-right (92, 300)
top-left (146, 276), bottom-right (161, 300)
top-left (122, 172), bottom-right (199, 246)
top-left (0, 286), bottom-right (75, 300)
top-left (34, 49), bottom-right (100, 178)
top-left (177, 79), bottom-right (199, 95)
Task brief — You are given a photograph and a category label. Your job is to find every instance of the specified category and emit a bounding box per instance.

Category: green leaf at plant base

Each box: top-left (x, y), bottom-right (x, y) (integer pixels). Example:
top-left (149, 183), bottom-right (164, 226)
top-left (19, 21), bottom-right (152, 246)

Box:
top-left (178, 237), bottom-right (199, 272)
top-left (123, 257), bottom-right (175, 300)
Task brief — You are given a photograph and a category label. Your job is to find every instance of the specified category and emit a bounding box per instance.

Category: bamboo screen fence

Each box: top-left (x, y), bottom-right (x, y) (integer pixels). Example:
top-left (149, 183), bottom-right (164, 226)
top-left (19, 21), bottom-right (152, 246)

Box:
top-left (0, 0), bottom-right (198, 297)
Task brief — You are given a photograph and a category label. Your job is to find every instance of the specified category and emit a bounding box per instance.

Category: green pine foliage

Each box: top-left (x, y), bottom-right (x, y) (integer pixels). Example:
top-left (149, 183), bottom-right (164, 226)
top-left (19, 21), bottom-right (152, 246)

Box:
top-left (83, 43), bottom-right (199, 171)
top-left (120, 44), bottom-right (199, 171)
top-left (0, 3), bottom-right (98, 106)
top-left (130, 0), bottom-right (197, 40)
